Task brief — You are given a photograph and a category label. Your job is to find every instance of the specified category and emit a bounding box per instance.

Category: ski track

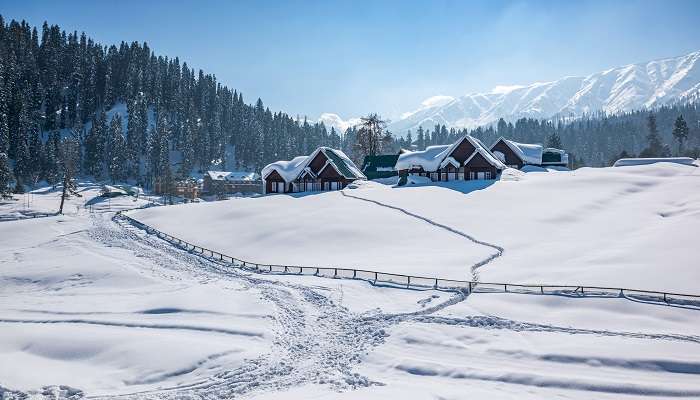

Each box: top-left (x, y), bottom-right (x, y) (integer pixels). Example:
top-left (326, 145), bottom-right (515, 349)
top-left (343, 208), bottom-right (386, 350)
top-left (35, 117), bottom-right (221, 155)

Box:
top-left (340, 190), bottom-right (503, 281)
top-left (4, 210), bottom-right (699, 399)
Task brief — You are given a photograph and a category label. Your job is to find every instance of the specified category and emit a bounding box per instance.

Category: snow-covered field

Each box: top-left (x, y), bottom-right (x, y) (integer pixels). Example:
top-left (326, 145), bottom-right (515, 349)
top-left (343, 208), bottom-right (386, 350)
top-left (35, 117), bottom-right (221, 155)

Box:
top-left (2, 162), bottom-right (700, 399)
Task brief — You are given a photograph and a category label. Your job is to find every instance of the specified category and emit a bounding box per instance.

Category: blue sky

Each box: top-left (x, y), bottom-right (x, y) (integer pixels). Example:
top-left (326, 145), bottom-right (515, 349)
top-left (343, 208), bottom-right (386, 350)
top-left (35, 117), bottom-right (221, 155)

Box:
top-left (2, 0), bottom-right (700, 121)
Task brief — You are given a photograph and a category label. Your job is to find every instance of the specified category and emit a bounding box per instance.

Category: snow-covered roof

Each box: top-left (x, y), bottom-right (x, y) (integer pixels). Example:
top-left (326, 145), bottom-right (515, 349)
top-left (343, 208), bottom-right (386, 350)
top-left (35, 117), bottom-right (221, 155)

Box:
top-left (613, 157), bottom-right (697, 167)
top-left (395, 145), bottom-right (451, 172)
top-left (261, 147), bottom-right (366, 182)
top-left (464, 146), bottom-right (508, 170)
top-left (493, 137), bottom-right (543, 165)
top-left (206, 171), bottom-right (260, 182)
top-left (395, 135), bottom-right (506, 172)
top-left (318, 147), bottom-right (366, 180)
top-left (262, 156), bottom-right (309, 182)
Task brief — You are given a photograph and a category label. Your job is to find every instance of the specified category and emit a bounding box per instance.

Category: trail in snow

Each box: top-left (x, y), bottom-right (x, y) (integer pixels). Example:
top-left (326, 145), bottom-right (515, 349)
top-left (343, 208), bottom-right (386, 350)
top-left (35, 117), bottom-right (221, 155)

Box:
top-left (340, 190), bottom-right (503, 281)
top-left (83, 213), bottom-right (468, 399)
top-left (7, 211), bottom-right (684, 399)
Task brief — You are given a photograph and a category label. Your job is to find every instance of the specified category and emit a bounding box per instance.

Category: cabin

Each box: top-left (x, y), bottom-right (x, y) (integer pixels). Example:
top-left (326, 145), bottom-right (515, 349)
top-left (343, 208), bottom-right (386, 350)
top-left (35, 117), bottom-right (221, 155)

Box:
top-left (262, 147), bottom-right (366, 194)
top-left (361, 150), bottom-right (404, 180)
top-left (203, 171), bottom-right (262, 195)
top-left (395, 135), bottom-right (506, 183)
top-left (489, 137), bottom-right (570, 169)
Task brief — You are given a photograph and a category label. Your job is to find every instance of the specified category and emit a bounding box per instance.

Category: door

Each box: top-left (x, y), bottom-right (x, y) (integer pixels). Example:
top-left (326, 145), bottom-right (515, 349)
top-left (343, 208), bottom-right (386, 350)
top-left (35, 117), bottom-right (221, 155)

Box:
top-left (277, 182), bottom-right (285, 193)
top-left (477, 172), bottom-right (485, 180)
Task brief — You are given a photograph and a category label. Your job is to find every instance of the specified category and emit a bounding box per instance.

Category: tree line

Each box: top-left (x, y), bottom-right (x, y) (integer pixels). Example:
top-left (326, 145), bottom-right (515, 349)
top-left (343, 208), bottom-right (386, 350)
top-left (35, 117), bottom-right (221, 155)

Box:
top-left (0, 15), bottom-right (354, 194)
top-left (392, 103), bottom-right (700, 167)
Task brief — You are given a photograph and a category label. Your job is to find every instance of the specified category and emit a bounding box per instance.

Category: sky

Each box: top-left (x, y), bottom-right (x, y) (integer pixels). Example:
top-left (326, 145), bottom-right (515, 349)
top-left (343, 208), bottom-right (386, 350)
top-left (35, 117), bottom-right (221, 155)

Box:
top-left (2, 0), bottom-right (700, 122)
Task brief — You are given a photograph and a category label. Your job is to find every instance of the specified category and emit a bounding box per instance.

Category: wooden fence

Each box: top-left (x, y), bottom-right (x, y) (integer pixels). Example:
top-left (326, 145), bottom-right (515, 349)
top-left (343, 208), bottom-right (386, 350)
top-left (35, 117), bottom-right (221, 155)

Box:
top-left (117, 211), bottom-right (700, 308)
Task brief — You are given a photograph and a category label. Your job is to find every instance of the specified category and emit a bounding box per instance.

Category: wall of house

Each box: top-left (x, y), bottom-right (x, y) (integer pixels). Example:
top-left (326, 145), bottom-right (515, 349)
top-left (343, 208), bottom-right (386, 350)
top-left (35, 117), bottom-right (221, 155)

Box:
top-left (492, 140), bottom-right (524, 168)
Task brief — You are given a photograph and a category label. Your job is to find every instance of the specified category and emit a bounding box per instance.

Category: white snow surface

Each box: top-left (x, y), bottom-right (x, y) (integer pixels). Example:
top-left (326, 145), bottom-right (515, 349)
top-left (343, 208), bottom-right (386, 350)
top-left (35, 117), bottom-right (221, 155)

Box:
top-left (613, 157), bottom-right (697, 167)
top-left (3, 164), bottom-right (700, 399)
top-left (261, 155), bottom-right (309, 182)
top-left (134, 162), bottom-right (699, 293)
top-left (394, 144), bottom-right (451, 172)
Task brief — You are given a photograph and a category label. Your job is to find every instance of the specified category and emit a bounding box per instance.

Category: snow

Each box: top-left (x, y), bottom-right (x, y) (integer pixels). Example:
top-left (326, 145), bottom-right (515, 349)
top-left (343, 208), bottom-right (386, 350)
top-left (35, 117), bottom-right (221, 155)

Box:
top-left (394, 145), bottom-right (451, 172)
top-left (613, 157), bottom-right (697, 167)
top-left (3, 162), bottom-right (700, 399)
top-left (261, 155), bottom-right (309, 182)
top-left (387, 50), bottom-right (700, 133)
top-left (503, 138), bottom-right (543, 165)
top-left (134, 162), bottom-right (700, 293)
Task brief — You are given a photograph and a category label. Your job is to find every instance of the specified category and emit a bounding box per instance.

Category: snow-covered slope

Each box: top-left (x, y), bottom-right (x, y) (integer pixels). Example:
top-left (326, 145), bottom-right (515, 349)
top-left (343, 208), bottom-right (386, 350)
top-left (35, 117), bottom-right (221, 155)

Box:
top-left (131, 162), bottom-right (700, 293)
top-left (387, 50), bottom-right (700, 133)
top-left (3, 166), bottom-right (700, 399)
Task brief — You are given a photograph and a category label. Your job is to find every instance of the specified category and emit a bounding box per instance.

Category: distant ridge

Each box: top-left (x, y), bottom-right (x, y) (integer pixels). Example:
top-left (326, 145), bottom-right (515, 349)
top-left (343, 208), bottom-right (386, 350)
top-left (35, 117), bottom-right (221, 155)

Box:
top-left (382, 50), bottom-right (700, 134)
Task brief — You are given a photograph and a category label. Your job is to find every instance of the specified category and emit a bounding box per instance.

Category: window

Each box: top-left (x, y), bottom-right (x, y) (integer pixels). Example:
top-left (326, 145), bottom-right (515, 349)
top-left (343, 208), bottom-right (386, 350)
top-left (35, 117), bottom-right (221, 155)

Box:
top-left (430, 172), bottom-right (438, 181)
top-left (469, 171), bottom-right (475, 180)
top-left (277, 182), bottom-right (285, 192)
top-left (485, 171), bottom-right (492, 179)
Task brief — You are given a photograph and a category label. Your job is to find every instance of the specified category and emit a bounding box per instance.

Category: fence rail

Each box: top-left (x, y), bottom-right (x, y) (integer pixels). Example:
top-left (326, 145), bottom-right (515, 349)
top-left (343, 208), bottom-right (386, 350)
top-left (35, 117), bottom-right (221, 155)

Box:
top-left (116, 211), bottom-right (700, 308)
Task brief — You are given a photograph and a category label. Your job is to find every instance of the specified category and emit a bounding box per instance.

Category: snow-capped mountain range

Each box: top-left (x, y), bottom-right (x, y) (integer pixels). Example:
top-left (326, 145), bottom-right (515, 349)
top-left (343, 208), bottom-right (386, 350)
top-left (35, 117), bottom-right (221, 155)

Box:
top-left (321, 50), bottom-right (700, 135)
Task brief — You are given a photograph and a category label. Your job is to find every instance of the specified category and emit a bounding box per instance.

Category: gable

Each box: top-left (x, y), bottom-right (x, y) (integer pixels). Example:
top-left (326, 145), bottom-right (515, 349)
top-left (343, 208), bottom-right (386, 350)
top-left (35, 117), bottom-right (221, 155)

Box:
top-left (318, 162), bottom-right (342, 179)
top-left (308, 151), bottom-right (329, 174)
top-left (464, 152), bottom-right (494, 168)
top-left (265, 169), bottom-right (284, 181)
top-left (492, 139), bottom-right (523, 165)
top-left (448, 137), bottom-right (477, 164)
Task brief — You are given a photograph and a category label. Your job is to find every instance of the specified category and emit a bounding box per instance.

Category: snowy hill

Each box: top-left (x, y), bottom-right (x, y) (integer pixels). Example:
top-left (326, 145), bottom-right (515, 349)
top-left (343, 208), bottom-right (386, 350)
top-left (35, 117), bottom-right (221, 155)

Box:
top-left (3, 163), bottom-right (700, 398)
top-left (385, 50), bottom-right (700, 134)
top-left (131, 162), bottom-right (700, 293)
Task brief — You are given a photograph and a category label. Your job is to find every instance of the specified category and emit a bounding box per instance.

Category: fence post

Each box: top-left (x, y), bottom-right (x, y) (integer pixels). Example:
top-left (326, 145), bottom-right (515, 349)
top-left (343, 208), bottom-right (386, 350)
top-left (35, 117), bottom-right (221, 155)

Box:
top-left (407, 276), bottom-right (411, 288)
top-left (434, 278), bottom-right (438, 289)
top-left (540, 286), bottom-right (544, 294)
top-left (663, 293), bottom-right (668, 303)
top-left (334, 268), bottom-right (337, 277)
top-left (374, 272), bottom-right (378, 282)
top-left (352, 270), bottom-right (356, 279)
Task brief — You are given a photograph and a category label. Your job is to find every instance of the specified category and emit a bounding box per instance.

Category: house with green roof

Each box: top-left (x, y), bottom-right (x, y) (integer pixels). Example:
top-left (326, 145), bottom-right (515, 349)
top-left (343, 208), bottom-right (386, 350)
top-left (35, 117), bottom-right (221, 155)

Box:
top-left (261, 147), bottom-right (366, 194)
top-left (361, 152), bottom-right (402, 180)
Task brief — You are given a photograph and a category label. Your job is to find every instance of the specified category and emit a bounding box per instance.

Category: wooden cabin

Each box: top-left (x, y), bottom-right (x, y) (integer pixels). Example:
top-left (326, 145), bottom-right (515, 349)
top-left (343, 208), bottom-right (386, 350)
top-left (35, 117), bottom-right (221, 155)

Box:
top-left (396, 135), bottom-right (506, 183)
top-left (262, 147), bottom-right (366, 194)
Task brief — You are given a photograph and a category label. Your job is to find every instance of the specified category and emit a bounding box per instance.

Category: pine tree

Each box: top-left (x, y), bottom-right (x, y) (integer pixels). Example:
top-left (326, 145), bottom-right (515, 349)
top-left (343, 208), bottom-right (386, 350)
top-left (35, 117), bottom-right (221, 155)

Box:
top-left (0, 152), bottom-right (13, 197)
top-left (640, 112), bottom-right (665, 157)
top-left (107, 114), bottom-right (126, 183)
top-left (672, 115), bottom-right (689, 155)
top-left (546, 132), bottom-right (562, 149)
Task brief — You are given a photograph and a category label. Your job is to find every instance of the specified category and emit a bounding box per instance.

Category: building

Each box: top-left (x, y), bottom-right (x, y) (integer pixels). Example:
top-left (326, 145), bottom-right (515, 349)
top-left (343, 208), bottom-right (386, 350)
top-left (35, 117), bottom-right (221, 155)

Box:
top-left (174, 179), bottom-right (201, 200)
top-left (395, 135), bottom-right (507, 182)
top-left (361, 151), bottom-right (404, 180)
top-left (203, 171), bottom-right (262, 195)
top-left (262, 147), bottom-right (366, 194)
top-left (489, 137), bottom-right (569, 169)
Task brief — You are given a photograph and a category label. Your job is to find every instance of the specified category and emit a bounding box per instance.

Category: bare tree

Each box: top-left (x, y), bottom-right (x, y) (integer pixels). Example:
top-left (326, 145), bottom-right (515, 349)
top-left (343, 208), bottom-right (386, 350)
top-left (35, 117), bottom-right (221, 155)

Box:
top-left (355, 113), bottom-right (392, 162)
top-left (58, 131), bottom-right (81, 214)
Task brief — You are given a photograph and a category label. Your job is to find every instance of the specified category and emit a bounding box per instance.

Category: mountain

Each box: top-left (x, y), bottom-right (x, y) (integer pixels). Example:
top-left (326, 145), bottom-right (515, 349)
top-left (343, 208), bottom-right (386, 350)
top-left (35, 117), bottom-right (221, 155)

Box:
top-left (318, 113), bottom-right (362, 134)
top-left (384, 50), bottom-right (700, 135)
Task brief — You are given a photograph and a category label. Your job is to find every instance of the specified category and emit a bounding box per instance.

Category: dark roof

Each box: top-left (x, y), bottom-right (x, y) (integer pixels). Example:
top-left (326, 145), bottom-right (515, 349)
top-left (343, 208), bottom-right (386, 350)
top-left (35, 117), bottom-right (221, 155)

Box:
top-left (361, 154), bottom-right (399, 171)
top-left (323, 148), bottom-right (363, 179)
